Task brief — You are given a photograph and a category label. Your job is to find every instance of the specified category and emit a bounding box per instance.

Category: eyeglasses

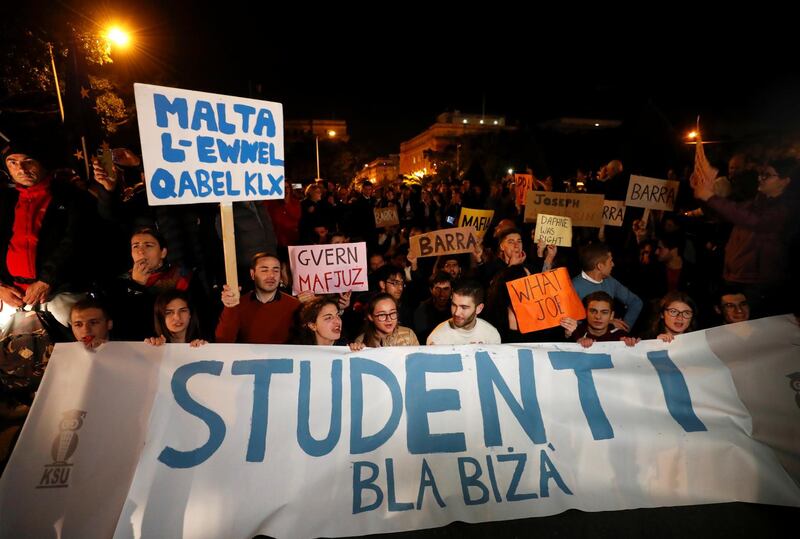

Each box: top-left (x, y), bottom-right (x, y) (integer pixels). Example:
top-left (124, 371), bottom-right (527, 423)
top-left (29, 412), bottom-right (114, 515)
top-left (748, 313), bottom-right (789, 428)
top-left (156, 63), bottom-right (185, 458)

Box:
top-left (386, 279), bottom-right (404, 287)
top-left (722, 301), bottom-right (749, 311)
top-left (758, 173), bottom-right (779, 181)
top-left (665, 308), bottom-right (693, 319)
top-left (373, 311), bottom-right (398, 322)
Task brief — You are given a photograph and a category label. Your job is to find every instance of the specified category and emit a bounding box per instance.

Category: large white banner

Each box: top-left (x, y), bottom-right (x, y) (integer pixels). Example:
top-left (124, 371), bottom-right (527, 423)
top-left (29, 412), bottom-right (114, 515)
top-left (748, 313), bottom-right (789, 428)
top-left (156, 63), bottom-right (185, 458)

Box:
top-left (134, 83), bottom-right (285, 206)
top-left (1, 317), bottom-right (799, 539)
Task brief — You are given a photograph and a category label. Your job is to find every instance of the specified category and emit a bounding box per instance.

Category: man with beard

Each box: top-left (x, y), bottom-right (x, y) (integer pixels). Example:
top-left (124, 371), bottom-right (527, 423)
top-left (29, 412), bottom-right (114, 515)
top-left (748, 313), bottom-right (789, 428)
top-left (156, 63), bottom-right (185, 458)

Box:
top-left (216, 252), bottom-right (300, 343)
top-left (427, 280), bottom-right (501, 345)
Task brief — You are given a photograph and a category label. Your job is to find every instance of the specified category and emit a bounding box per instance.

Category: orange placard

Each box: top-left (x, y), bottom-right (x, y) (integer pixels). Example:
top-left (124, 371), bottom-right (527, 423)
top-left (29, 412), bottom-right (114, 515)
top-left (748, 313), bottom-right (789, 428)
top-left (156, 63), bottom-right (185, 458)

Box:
top-left (506, 267), bottom-right (585, 333)
top-left (514, 173), bottom-right (534, 206)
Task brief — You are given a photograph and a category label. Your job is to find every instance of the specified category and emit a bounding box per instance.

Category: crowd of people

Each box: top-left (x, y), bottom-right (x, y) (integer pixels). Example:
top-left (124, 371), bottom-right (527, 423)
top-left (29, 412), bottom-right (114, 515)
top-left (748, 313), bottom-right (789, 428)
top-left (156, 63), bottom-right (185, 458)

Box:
top-left (1, 138), bottom-right (798, 467)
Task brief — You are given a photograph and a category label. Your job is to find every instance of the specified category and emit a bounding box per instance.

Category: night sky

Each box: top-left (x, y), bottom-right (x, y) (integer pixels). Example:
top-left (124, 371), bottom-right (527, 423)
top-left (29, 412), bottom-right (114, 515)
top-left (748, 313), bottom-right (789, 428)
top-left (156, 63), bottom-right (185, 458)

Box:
top-left (13, 2), bottom-right (800, 157)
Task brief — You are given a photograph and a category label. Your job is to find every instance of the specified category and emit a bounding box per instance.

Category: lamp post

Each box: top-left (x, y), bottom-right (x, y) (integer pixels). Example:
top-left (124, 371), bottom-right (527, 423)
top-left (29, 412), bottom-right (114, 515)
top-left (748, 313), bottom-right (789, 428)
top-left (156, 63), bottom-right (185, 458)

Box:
top-left (315, 129), bottom-right (337, 181)
top-left (106, 26), bottom-right (131, 50)
top-left (46, 25), bottom-right (132, 180)
top-left (48, 43), bottom-right (65, 123)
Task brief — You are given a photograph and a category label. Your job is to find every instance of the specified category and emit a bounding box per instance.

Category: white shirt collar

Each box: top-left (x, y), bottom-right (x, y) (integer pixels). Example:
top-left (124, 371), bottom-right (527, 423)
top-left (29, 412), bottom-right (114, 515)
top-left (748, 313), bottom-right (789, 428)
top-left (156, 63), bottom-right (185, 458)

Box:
top-left (581, 271), bottom-right (603, 284)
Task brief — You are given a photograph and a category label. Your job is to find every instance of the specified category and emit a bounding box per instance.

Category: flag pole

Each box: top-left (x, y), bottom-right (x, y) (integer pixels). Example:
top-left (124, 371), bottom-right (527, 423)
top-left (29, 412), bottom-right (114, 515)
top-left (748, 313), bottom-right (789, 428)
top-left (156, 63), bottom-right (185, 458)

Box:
top-left (48, 43), bottom-right (65, 123)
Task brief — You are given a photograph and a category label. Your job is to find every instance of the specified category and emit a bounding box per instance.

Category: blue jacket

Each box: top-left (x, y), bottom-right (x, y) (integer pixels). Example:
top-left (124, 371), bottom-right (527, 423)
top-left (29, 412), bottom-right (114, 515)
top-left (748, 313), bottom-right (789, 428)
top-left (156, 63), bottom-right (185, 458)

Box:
top-left (571, 273), bottom-right (643, 327)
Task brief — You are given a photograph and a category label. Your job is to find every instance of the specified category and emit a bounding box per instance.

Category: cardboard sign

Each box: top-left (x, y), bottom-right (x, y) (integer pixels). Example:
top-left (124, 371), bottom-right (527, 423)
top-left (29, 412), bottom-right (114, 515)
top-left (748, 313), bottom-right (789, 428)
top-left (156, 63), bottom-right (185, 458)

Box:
top-left (506, 267), bottom-right (585, 333)
top-left (458, 207), bottom-right (494, 238)
top-left (134, 83), bottom-right (285, 206)
top-left (409, 227), bottom-right (480, 258)
top-left (524, 191), bottom-right (605, 227)
top-left (288, 242), bottom-right (368, 295)
top-left (514, 173), bottom-right (534, 205)
top-left (374, 206), bottom-right (400, 228)
top-left (602, 200), bottom-right (626, 227)
top-left (625, 175), bottom-right (680, 211)
top-left (534, 213), bottom-right (572, 247)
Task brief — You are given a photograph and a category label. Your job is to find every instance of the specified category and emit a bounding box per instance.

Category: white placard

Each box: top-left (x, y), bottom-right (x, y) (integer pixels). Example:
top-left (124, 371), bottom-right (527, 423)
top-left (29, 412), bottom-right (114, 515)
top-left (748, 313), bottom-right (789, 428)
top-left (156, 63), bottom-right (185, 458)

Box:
top-left (134, 83), bottom-right (285, 205)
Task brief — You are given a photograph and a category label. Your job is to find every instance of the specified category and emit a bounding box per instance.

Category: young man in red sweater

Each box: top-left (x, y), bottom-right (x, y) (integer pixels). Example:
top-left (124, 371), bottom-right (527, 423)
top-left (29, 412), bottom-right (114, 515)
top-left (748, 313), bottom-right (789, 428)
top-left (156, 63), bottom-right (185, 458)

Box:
top-left (215, 252), bottom-right (300, 344)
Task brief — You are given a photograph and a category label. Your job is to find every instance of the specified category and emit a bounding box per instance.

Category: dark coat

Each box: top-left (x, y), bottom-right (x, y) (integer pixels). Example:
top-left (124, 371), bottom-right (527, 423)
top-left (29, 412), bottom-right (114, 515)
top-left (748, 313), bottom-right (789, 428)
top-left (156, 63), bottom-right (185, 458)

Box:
top-left (0, 179), bottom-right (93, 293)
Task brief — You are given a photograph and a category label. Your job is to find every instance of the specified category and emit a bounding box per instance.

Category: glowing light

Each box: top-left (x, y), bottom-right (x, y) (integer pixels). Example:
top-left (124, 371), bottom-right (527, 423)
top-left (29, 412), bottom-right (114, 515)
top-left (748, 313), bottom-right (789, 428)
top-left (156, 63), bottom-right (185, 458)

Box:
top-left (106, 26), bottom-right (130, 48)
top-left (327, 130), bottom-right (337, 137)
top-left (508, 168), bottom-right (514, 175)
top-left (687, 131), bottom-right (698, 139)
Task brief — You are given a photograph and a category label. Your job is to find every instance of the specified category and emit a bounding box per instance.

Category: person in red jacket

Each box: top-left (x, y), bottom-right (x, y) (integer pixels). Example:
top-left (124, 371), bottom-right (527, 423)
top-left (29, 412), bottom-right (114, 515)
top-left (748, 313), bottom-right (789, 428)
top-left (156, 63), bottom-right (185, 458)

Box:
top-left (216, 252), bottom-right (300, 344)
top-left (1, 142), bottom-right (90, 312)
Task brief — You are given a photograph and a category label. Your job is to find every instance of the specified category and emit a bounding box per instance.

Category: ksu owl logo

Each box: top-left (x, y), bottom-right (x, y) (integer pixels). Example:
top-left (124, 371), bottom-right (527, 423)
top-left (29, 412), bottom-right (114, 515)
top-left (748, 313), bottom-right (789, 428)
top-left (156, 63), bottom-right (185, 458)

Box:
top-left (36, 410), bottom-right (87, 489)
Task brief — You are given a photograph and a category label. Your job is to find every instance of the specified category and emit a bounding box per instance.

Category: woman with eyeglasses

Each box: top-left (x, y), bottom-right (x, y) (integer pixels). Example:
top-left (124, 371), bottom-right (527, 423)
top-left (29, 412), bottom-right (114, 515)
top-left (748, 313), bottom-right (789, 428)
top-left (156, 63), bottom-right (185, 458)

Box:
top-left (354, 293), bottom-right (419, 347)
top-left (648, 291), bottom-right (698, 343)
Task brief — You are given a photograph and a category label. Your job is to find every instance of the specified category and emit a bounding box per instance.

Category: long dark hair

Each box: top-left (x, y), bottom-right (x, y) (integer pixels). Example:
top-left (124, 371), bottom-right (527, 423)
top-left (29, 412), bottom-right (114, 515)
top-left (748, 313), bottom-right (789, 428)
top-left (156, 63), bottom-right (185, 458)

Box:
top-left (650, 291), bottom-right (698, 337)
top-left (294, 296), bottom-right (341, 345)
top-left (361, 293), bottom-right (397, 345)
top-left (153, 290), bottom-right (202, 343)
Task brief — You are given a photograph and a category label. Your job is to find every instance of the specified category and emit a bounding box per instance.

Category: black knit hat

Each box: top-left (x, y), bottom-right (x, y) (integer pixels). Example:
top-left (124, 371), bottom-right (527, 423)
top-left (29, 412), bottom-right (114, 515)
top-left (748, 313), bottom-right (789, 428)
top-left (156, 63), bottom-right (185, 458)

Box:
top-left (2, 133), bottom-right (62, 170)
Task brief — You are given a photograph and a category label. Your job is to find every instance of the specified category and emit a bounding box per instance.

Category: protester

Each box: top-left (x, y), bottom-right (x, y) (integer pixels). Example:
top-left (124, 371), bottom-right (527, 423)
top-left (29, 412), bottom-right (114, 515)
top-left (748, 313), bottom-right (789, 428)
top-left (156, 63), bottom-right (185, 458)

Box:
top-left (714, 287), bottom-right (750, 325)
top-left (427, 280), bottom-right (501, 345)
top-left (648, 291), bottom-right (698, 342)
top-left (693, 158), bottom-right (797, 317)
top-left (373, 265), bottom-right (413, 327)
top-left (69, 297), bottom-right (113, 350)
top-left (215, 252), bottom-right (300, 344)
top-left (354, 293), bottom-right (419, 347)
top-left (106, 227), bottom-right (193, 341)
top-left (145, 290), bottom-right (207, 347)
top-left (293, 296), bottom-right (347, 346)
top-left (412, 271), bottom-right (453, 343)
top-left (571, 242), bottom-right (643, 331)
top-left (1, 144), bottom-right (92, 312)
top-left (565, 291), bottom-right (638, 348)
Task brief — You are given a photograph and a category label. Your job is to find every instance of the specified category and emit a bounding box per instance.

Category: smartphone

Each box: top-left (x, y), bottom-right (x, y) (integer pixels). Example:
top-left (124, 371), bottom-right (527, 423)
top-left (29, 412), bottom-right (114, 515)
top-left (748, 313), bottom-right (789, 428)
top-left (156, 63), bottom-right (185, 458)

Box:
top-left (96, 148), bottom-right (117, 182)
top-left (292, 183), bottom-right (302, 190)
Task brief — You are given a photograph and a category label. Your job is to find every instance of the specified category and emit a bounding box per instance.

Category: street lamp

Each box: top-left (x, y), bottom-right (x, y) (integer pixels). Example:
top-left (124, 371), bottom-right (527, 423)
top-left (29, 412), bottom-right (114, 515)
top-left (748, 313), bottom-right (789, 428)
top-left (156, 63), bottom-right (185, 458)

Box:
top-left (50, 25), bottom-right (133, 118)
top-left (106, 26), bottom-right (131, 49)
top-left (315, 129), bottom-right (337, 181)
